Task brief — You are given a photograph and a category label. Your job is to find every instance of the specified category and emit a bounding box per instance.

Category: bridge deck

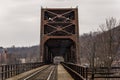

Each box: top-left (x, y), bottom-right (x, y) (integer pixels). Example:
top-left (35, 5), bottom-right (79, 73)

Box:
top-left (58, 64), bottom-right (74, 80)
top-left (5, 64), bottom-right (74, 80)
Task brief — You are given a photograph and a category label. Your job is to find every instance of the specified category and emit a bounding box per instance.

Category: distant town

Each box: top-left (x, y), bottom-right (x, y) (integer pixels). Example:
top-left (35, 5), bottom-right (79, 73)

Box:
top-left (0, 45), bottom-right (40, 65)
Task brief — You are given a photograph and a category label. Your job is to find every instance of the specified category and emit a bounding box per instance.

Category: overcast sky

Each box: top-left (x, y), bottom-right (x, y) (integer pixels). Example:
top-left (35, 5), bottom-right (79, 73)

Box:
top-left (0, 0), bottom-right (120, 47)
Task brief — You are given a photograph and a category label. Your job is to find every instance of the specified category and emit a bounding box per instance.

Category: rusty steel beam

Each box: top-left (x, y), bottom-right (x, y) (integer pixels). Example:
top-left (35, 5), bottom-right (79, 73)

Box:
top-left (40, 8), bottom-right (80, 64)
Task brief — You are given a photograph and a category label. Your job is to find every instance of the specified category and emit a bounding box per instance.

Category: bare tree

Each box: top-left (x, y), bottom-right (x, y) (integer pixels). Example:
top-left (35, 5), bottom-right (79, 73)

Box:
top-left (96, 18), bottom-right (120, 67)
top-left (80, 32), bottom-right (99, 67)
top-left (80, 18), bottom-right (120, 80)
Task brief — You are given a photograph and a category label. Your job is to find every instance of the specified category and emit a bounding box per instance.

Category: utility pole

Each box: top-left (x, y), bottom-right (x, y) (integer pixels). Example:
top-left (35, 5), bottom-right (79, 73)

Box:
top-left (91, 41), bottom-right (96, 80)
top-left (0, 53), bottom-right (1, 65)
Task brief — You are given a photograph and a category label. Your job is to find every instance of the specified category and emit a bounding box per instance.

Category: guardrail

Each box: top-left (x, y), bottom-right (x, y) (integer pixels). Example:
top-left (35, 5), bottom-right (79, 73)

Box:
top-left (61, 62), bottom-right (88, 80)
top-left (0, 62), bottom-right (45, 80)
top-left (92, 67), bottom-right (120, 79)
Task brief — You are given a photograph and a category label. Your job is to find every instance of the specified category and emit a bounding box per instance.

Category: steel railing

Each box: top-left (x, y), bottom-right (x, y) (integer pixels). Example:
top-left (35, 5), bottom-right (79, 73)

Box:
top-left (92, 67), bottom-right (120, 79)
top-left (0, 62), bottom-right (45, 80)
top-left (61, 62), bottom-right (88, 80)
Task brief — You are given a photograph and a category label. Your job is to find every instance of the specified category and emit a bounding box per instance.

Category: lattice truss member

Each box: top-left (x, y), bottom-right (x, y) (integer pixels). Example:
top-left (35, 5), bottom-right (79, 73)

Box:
top-left (44, 9), bottom-right (75, 36)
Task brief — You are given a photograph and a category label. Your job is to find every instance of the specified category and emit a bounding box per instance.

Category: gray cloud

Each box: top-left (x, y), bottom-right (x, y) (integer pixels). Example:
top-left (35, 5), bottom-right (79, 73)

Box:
top-left (0, 0), bottom-right (41, 47)
top-left (0, 0), bottom-right (120, 47)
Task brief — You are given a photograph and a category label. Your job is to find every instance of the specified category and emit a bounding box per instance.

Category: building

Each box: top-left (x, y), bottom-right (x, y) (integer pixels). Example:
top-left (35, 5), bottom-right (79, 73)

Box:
top-left (0, 49), bottom-right (8, 65)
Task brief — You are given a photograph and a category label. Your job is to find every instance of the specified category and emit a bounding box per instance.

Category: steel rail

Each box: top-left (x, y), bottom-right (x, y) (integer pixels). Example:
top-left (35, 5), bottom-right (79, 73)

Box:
top-left (47, 66), bottom-right (56, 80)
top-left (23, 65), bottom-right (50, 80)
top-left (22, 65), bottom-right (56, 80)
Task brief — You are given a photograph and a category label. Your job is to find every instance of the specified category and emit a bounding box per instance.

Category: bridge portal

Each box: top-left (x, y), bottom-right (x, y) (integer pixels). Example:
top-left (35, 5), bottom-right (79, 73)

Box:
top-left (40, 8), bottom-right (80, 63)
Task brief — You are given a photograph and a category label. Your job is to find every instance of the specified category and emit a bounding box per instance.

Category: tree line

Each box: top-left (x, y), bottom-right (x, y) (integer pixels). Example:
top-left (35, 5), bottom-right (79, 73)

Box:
top-left (80, 18), bottom-right (120, 68)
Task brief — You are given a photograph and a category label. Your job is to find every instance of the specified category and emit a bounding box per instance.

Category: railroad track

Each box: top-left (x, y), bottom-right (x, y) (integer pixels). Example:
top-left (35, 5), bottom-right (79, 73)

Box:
top-left (21, 65), bottom-right (57, 80)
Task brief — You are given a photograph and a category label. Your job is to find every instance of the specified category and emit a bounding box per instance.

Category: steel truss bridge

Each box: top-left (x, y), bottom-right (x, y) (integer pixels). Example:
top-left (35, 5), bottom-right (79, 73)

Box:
top-left (0, 8), bottom-right (120, 80)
